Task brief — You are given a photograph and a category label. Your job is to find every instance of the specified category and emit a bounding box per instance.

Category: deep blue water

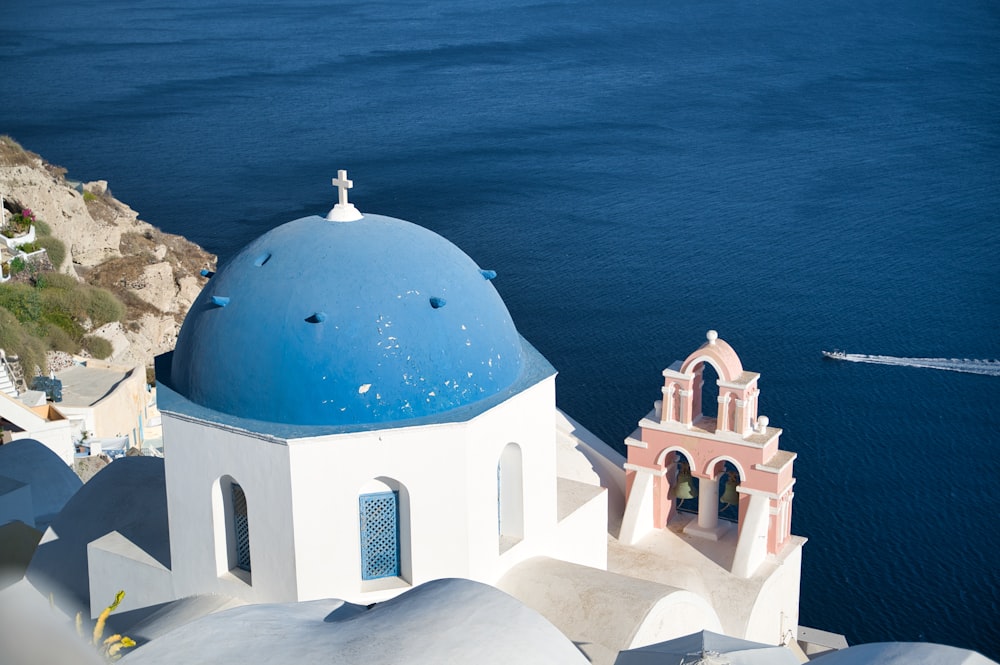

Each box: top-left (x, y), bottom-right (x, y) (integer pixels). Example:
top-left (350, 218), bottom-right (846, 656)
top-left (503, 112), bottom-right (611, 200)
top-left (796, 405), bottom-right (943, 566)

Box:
top-left (2, 0), bottom-right (998, 657)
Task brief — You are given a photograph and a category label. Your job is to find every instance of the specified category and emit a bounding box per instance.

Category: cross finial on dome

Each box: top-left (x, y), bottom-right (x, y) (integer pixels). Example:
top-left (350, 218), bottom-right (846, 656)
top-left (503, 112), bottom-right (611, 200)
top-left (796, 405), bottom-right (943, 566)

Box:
top-left (326, 169), bottom-right (363, 222)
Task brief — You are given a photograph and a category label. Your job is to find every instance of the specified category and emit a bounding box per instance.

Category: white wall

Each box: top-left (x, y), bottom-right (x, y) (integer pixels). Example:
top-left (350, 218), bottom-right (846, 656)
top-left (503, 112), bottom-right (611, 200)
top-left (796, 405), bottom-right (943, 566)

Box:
top-left (286, 376), bottom-right (562, 604)
top-left (11, 421), bottom-right (74, 466)
top-left (465, 377), bottom-right (559, 581)
top-left (88, 531), bottom-right (174, 617)
top-left (164, 415), bottom-right (296, 604)
top-left (744, 543), bottom-right (803, 644)
top-left (1, 392), bottom-right (75, 465)
top-left (132, 373), bottom-right (608, 611)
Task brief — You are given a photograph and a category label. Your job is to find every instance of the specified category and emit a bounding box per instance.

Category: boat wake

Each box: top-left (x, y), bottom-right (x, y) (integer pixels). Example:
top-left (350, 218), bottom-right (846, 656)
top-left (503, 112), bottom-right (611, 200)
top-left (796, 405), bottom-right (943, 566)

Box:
top-left (822, 352), bottom-right (1000, 377)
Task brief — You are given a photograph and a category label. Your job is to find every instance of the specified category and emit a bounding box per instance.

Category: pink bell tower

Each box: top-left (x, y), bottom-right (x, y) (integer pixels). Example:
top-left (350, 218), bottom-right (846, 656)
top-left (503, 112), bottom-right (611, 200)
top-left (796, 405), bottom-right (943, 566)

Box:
top-left (620, 331), bottom-right (797, 578)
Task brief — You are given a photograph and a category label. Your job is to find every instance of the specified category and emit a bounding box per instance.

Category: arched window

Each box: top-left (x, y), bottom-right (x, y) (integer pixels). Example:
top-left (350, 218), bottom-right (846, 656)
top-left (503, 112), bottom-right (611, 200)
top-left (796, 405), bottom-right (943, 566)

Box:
top-left (497, 443), bottom-right (524, 552)
top-left (214, 475), bottom-right (251, 581)
top-left (697, 362), bottom-right (720, 422)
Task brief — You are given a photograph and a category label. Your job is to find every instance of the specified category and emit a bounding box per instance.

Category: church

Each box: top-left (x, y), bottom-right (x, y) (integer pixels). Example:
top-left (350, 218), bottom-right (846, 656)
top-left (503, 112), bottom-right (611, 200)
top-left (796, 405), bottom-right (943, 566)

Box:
top-left (23, 172), bottom-right (808, 663)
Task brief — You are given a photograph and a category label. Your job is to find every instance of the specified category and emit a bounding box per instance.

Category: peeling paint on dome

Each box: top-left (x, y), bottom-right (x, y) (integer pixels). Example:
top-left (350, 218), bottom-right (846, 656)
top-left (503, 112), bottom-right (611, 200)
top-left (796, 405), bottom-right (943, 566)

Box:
top-left (170, 214), bottom-right (526, 427)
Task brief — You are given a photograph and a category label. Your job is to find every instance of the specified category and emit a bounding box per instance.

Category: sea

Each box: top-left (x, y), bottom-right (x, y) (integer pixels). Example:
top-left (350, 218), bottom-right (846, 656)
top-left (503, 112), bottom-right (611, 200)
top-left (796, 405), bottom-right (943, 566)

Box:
top-left (1, 0), bottom-right (998, 657)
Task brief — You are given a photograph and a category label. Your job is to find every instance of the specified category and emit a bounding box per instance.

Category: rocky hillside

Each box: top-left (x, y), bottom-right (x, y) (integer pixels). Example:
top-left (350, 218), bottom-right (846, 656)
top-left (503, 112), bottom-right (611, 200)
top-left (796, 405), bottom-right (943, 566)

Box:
top-left (0, 136), bottom-right (216, 369)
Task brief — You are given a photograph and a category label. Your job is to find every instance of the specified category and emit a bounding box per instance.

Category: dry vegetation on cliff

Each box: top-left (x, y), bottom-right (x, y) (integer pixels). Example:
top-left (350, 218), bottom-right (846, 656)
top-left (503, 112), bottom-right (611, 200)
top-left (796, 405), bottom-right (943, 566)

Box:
top-left (0, 136), bottom-right (217, 372)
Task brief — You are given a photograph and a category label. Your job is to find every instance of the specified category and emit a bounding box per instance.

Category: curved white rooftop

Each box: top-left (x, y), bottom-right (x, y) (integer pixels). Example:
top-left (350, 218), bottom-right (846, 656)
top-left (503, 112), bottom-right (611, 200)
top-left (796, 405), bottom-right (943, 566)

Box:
top-left (123, 578), bottom-right (589, 665)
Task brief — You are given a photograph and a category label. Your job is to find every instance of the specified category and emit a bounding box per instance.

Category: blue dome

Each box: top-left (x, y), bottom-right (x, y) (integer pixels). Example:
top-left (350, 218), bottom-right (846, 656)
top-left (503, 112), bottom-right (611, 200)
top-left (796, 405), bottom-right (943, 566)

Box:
top-left (170, 214), bottom-right (525, 427)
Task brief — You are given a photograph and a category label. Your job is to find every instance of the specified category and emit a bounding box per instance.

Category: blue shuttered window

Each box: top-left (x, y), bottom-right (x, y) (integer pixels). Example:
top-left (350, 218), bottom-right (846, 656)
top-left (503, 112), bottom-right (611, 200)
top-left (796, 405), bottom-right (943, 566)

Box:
top-left (359, 491), bottom-right (400, 580)
top-left (232, 482), bottom-right (251, 572)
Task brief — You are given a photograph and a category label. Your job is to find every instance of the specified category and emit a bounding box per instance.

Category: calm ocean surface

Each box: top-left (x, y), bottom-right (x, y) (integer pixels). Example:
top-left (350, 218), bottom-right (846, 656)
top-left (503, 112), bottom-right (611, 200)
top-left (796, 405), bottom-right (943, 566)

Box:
top-left (2, 0), bottom-right (998, 656)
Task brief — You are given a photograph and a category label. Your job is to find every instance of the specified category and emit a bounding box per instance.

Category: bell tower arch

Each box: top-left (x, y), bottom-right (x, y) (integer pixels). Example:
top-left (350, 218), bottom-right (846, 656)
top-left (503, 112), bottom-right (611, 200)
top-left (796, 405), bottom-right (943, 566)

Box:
top-left (620, 331), bottom-right (797, 578)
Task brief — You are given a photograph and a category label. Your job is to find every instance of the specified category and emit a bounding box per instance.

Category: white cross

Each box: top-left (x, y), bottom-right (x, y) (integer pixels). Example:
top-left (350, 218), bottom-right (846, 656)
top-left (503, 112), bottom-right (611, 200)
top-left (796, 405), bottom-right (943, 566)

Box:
top-left (332, 170), bottom-right (353, 207)
top-left (326, 169), bottom-right (363, 222)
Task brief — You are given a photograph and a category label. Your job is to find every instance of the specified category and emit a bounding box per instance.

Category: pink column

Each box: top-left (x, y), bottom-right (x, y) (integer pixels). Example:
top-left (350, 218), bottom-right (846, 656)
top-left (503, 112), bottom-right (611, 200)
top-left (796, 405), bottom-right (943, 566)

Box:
top-left (734, 398), bottom-right (747, 435)
top-left (679, 389), bottom-right (693, 425)
top-left (661, 384), bottom-right (676, 423)
top-left (716, 395), bottom-right (730, 431)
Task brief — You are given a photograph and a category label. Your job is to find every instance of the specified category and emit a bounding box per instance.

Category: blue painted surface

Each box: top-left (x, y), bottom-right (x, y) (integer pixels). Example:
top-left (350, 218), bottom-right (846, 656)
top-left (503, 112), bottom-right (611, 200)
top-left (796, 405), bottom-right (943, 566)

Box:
top-left (155, 339), bottom-right (554, 439)
top-left (170, 214), bottom-right (526, 427)
top-left (359, 491), bottom-right (400, 580)
top-left (232, 483), bottom-right (251, 572)
top-left (30, 376), bottom-right (63, 402)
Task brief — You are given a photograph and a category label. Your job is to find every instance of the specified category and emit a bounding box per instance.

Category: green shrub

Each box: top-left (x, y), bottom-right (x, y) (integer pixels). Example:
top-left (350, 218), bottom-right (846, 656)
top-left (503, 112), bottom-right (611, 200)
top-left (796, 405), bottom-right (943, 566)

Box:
top-left (41, 308), bottom-right (85, 342)
top-left (9, 257), bottom-right (26, 274)
top-left (0, 259), bottom-right (127, 370)
top-left (0, 283), bottom-right (41, 321)
top-left (82, 190), bottom-right (97, 203)
top-left (33, 218), bottom-right (51, 236)
top-left (35, 271), bottom-right (77, 291)
top-left (17, 242), bottom-right (39, 253)
top-left (39, 289), bottom-right (74, 318)
top-left (0, 307), bottom-right (21, 348)
top-left (82, 335), bottom-right (113, 359)
top-left (0, 306), bottom-right (47, 375)
top-left (85, 287), bottom-right (125, 327)
top-left (41, 283), bottom-right (86, 321)
top-left (42, 322), bottom-right (78, 353)
top-left (35, 236), bottom-right (65, 268)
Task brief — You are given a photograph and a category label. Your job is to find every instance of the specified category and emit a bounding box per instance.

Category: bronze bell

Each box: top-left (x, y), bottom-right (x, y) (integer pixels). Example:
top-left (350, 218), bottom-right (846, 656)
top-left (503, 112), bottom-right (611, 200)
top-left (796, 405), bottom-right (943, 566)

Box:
top-left (720, 471), bottom-right (740, 509)
top-left (670, 462), bottom-right (698, 501)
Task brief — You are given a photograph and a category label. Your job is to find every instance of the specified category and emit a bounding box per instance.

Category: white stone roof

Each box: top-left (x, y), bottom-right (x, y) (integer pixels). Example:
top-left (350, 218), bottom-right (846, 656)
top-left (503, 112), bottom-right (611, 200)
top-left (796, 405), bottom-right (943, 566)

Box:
top-left (123, 578), bottom-right (588, 665)
top-left (0, 438), bottom-right (82, 528)
top-left (811, 642), bottom-right (998, 665)
top-left (26, 457), bottom-right (168, 617)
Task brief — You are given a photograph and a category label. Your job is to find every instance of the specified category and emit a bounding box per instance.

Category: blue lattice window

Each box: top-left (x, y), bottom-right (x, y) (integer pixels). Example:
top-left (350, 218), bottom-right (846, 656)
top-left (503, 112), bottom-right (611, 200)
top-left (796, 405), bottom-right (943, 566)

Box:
top-left (231, 483), bottom-right (251, 572)
top-left (359, 491), bottom-right (400, 580)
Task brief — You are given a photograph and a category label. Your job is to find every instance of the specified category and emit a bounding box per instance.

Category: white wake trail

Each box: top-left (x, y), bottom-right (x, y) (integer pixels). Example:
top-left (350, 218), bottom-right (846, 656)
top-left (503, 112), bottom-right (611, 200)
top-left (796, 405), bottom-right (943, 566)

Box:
top-left (830, 353), bottom-right (1000, 377)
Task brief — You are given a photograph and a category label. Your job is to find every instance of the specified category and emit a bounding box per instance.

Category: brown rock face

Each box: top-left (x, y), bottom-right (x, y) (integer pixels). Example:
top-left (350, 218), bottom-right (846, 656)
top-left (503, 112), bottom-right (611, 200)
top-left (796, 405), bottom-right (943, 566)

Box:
top-left (0, 136), bottom-right (217, 369)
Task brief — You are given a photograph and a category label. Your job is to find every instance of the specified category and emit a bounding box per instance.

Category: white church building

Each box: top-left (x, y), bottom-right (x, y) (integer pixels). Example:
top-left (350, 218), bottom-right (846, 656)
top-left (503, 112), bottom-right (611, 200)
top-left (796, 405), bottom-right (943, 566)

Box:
top-left (69, 173), bottom-right (806, 662)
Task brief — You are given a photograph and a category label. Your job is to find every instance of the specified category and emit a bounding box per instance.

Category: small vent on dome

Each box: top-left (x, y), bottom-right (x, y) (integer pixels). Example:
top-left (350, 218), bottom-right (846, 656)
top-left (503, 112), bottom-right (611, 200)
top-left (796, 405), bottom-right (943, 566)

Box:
top-left (306, 312), bottom-right (327, 323)
top-left (254, 252), bottom-right (272, 267)
top-left (480, 269), bottom-right (497, 280)
top-left (429, 297), bottom-right (447, 309)
top-left (211, 296), bottom-right (230, 307)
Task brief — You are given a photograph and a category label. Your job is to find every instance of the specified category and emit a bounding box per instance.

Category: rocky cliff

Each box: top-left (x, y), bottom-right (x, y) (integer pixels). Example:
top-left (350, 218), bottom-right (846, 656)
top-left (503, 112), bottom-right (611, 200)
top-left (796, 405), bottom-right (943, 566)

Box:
top-left (0, 137), bottom-right (216, 369)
